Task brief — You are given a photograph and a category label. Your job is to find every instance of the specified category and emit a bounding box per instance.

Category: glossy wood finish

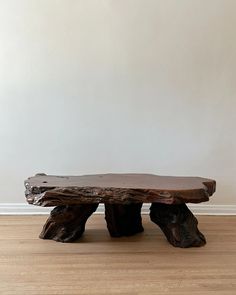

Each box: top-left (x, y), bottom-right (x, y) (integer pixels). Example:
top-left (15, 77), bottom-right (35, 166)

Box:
top-left (24, 173), bottom-right (216, 247)
top-left (0, 215), bottom-right (236, 295)
top-left (25, 173), bottom-right (216, 206)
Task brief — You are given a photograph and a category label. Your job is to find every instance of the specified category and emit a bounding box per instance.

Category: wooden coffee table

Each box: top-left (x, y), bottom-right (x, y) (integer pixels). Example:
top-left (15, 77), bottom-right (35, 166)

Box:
top-left (25, 173), bottom-right (216, 248)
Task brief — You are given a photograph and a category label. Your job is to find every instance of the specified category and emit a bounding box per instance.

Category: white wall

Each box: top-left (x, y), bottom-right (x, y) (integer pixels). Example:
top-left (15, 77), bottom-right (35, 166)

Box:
top-left (0, 0), bottom-right (235, 205)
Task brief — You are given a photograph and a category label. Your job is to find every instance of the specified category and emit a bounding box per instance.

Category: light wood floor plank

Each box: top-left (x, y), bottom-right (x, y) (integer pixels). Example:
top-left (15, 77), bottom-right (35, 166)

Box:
top-left (0, 215), bottom-right (236, 294)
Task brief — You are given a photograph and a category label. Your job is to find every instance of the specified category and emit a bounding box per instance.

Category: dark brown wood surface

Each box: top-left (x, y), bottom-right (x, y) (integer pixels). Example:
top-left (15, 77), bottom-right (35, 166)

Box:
top-left (150, 203), bottom-right (206, 247)
top-left (25, 173), bottom-right (216, 207)
top-left (39, 204), bottom-right (98, 242)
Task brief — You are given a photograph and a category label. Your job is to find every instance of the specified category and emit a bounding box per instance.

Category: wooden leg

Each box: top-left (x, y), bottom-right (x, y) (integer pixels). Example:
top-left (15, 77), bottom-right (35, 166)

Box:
top-left (105, 203), bottom-right (144, 237)
top-left (150, 203), bottom-right (206, 248)
top-left (39, 204), bottom-right (98, 242)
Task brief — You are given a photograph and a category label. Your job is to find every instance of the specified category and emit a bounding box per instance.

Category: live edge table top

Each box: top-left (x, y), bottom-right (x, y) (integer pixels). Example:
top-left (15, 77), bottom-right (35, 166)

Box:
top-left (25, 173), bottom-right (216, 207)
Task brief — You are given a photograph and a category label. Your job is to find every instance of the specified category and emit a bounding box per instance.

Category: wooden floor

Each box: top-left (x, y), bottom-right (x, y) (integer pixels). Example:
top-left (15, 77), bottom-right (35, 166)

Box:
top-left (0, 215), bottom-right (236, 295)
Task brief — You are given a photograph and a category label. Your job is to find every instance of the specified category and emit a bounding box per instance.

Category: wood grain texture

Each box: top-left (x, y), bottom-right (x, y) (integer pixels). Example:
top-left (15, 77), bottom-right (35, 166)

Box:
top-left (150, 203), bottom-right (206, 247)
top-left (25, 173), bottom-right (216, 206)
top-left (105, 203), bottom-right (144, 237)
top-left (0, 215), bottom-right (236, 295)
top-left (39, 204), bottom-right (98, 242)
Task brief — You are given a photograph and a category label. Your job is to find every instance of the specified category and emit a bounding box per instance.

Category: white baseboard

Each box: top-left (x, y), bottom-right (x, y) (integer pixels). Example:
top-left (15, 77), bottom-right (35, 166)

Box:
top-left (0, 203), bottom-right (236, 215)
top-left (187, 204), bottom-right (236, 215)
top-left (0, 203), bottom-right (51, 215)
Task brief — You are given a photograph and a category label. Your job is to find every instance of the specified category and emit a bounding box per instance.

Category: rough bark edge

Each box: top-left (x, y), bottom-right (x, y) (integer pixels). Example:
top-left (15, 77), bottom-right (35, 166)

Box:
top-left (25, 186), bottom-right (212, 207)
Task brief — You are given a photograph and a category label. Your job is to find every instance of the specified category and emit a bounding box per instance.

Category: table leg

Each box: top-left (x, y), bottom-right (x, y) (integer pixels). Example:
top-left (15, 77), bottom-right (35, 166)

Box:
top-left (105, 203), bottom-right (144, 237)
top-left (150, 203), bottom-right (206, 248)
top-left (39, 204), bottom-right (98, 242)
